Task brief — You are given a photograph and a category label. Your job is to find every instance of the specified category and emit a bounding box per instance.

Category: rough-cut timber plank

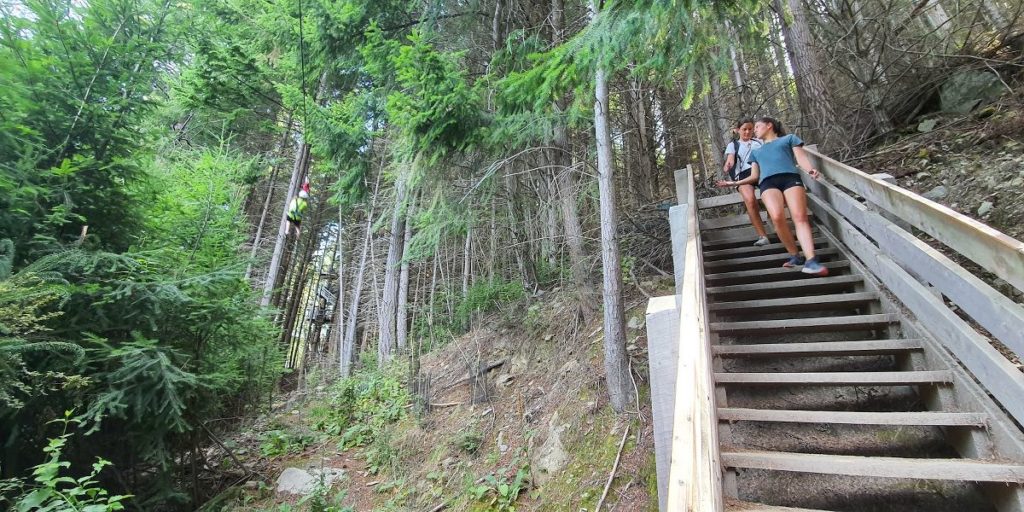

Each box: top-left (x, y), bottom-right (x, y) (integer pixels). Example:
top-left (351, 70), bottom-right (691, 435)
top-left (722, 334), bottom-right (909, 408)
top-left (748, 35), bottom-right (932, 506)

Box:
top-left (717, 408), bottom-right (987, 427)
top-left (706, 261), bottom-right (851, 285)
top-left (806, 193), bottom-right (1024, 429)
top-left (709, 292), bottom-right (879, 315)
top-left (702, 210), bottom-right (814, 231)
top-left (725, 498), bottom-right (833, 512)
top-left (713, 339), bottom-right (922, 357)
top-left (702, 225), bottom-right (822, 246)
top-left (806, 148), bottom-right (1024, 293)
top-left (706, 275), bottom-right (862, 301)
top-left (698, 193), bottom-right (743, 209)
top-left (715, 370), bottom-right (953, 385)
top-left (721, 451), bottom-right (1024, 483)
top-left (704, 238), bottom-right (829, 261)
top-left (705, 247), bottom-right (839, 272)
top-left (711, 314), bottom-right (898, 336)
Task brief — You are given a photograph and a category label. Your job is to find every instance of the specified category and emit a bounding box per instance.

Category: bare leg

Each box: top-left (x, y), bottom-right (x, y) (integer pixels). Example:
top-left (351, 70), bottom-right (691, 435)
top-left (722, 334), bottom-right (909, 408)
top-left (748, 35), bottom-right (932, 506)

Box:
top-left (761, 189), bottom-right (798, 255)
top-left (738, 184), bottom-right (768, 238)
top-left (782, 186), bottom-right (816, 259)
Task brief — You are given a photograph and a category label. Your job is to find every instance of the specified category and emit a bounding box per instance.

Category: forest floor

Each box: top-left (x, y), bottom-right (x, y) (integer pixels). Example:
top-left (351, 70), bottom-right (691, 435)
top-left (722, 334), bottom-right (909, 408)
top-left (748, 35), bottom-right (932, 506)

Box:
top-left (204, 277), bottom-right (673, 512)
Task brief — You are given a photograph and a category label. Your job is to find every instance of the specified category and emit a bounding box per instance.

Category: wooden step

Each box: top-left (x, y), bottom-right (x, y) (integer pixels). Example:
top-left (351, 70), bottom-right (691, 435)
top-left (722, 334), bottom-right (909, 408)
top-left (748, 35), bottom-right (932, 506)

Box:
top-left (702, 226), bottom-right (821, 248)
top-left (706, 275), bottom-right (862, 301)
top-left (717, 408), bottom-right (988, 427)
top-left (715, 370), bottom-right (953, 386)
top-left (701, 210), bottom-right (814, 231)
top-left (709, 292), bottom-right (879, 315)
top-left (711, 314), bottom-right (898, 336)
top-left (713, 339), bottom-right (923, 357)
top-left (726, 498), bottom-right (834, 512)
top-left (704, 238), bottom-right (829, 261)
top-left (720, 451), bottom-right (1024, 483)
top-left (706, 261), bottom-right (851, 286)
top-left (704, 248), bottom-right (840, 273)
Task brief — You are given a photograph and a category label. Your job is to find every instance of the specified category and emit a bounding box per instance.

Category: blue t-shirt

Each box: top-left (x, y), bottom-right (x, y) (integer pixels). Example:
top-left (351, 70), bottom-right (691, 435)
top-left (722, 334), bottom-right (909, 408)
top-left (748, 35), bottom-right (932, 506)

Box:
top-left (749, 134), bottom-right (804, 182)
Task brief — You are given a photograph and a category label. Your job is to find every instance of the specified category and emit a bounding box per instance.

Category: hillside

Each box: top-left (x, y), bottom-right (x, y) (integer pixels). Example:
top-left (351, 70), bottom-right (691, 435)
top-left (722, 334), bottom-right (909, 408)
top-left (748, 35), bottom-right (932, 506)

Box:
top-left (202, 281), bottom-right (671, 511)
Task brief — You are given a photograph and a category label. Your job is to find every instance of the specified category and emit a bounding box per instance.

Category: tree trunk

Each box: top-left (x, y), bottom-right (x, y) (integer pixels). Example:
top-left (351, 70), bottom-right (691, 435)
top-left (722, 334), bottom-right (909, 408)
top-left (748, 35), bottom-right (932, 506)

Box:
top-left (336, 205), bottom-right (346, 370)
top-left (774, 0), bottom-right (842, 149)
top-left (246, 114), bottom-right (294, 281)
top-left (396, 195), bottom-right (416, 352)
top-left (378, 179), bottom-right (407, 365)
top-left (261, 141), bottom-right (309, 307)
top-left (591, 0), bottom-right (634, 414)
top-left (342, 216), bottom-right (372, 377)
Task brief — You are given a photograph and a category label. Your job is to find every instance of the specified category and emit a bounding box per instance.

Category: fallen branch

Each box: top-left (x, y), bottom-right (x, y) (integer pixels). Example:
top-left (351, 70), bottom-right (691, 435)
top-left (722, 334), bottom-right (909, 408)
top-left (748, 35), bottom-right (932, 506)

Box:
top-left (440, 359), bottom-right (506, 392)
top-left (594, 423), bottom-right (630, 512)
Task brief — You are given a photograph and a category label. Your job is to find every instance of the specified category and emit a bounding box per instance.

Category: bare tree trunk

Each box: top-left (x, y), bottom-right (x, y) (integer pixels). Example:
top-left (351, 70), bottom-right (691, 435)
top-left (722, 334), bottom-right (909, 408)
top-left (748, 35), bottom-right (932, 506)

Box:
top-left (396, 195), bottom-right (416, 352)
top-left (261, 142), bottom-right (309, 307)
top-left (336, 205), bottom-right (346, 371)
top-left (342, 218), bottom-right (371, 377)
top-left (378, 179), bottom-right (407, 365)
top-left (591, 0), bottom-right (634, 414)
top-left (774, 0), bottom-right (842, 148)
top-left (462, 225), bottom-right (472, 296)
top-left (246, 115), bottom-right (294, 281)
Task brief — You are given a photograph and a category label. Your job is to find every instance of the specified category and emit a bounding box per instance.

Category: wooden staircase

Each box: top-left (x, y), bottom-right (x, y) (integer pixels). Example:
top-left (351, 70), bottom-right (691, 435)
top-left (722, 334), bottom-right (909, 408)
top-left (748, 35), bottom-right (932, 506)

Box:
top-left (703, 220), bottom-right (1024, 511)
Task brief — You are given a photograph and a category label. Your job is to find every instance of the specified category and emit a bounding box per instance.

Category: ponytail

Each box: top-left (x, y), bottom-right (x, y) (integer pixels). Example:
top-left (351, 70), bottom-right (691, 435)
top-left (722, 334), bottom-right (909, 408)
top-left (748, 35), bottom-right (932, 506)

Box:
top-left (756, 116), bottom-right (786, 136)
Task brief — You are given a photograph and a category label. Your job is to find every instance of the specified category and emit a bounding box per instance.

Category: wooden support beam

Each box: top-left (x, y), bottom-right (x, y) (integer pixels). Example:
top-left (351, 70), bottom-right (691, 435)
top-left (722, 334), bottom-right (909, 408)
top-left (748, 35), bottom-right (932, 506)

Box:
top-left (703, 238), bottom-right (829, 261)
top-left (715, 370), bottom-right (953, 385)
top-left (721, 451), bottom-right (1024, 483)
top-left (711, 314), bottom-right (898, 336)
top-left (717, 408), bottom-right (987, 427)
top-left (706, 261), bottom-right (851, 285)
top-left (713, 339), bottom-right (923, 357)
top-left (706, 275), bottom-right (861, 301)
top-left (709, 292), bottom-right (879, 315)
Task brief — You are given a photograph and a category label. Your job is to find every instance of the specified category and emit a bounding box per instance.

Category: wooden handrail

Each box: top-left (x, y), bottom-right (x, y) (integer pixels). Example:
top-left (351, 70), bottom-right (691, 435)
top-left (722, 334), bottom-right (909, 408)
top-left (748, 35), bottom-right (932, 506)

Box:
top-left (665, 166), bottom-right (723, 512)
top-left (805, 147), bottom-right (1024, 293)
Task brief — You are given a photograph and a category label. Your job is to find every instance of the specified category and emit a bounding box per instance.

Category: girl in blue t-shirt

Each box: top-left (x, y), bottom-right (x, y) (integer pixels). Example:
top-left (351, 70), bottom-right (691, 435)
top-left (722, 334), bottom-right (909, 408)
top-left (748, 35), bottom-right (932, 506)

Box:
top-left (716, 117), bottom-right (827, 276)
top-left (721, 118), bottom-right (769, 247)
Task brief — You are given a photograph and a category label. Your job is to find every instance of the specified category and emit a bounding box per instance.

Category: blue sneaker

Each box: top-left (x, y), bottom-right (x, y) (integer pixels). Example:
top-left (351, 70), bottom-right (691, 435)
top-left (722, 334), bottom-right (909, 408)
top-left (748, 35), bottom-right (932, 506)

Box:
top-left (783, 255), bottom-right (806, 268)
top-left (801, 257), bottom-right (829, 277)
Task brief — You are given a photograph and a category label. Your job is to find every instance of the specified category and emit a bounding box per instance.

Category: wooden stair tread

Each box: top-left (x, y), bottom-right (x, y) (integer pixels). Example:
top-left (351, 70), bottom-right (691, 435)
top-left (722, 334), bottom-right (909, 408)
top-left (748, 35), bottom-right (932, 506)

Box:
top-left (701, 210), bottom-right (814, 231)
top-left (709, 292), bottom-right (879, 314)
top-left (705, 247), bottom-right (839, 271)
top-left (717, 408), bottom-right (987, 427)
top-left (725, 498), bottom-right (834, 512)
top-left (704, 238), bottom-right (829, 261)
top-left (713, 339), bottom-right (923, 357)
top-left (711, 313), bottom-right (898, 335)
top-left (720, 450), bottom-right (1024, 483)
top-left (715, 370), bottom-right (953, 385)
top-left (707, 275), bottom-right (862, 300)
top-left (706, 261), bottom-right (851, 285)
top-left (702, 227), bottom-right (821, 248)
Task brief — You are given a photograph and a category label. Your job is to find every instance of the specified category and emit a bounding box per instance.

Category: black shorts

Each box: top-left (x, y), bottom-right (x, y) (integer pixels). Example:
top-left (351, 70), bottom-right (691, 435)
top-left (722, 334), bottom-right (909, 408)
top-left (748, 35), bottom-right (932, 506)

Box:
top-left (731, 168), bottom-right (752, 183)
top-left (758, 173), bottom-right (804, 193)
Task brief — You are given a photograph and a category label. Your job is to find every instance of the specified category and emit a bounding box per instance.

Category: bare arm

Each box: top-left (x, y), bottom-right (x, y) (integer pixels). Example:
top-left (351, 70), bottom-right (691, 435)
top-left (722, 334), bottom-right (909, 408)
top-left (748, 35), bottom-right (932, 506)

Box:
top-left (723, 153), bottom-right (735, 175)
top-left (792, 146), bottom-right (821, 180)
top-left (716, 163), bottom-right (760, 188)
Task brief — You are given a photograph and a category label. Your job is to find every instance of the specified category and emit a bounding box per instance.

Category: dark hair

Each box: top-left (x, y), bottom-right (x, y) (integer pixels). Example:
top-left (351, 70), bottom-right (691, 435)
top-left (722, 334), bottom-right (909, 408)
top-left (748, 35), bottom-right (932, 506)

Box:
top-left (755, 116), bottom-right (786, 136)
top-left (730, 118), bottom-right (754, 141)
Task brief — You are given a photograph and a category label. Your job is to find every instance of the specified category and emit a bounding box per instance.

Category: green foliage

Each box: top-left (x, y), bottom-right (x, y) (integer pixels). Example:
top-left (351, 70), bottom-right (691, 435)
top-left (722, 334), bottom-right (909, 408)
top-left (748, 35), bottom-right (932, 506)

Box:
top-left (454, 428), bottom-right (483, 455)
top-left (312, 362), bottom-right (410, 474)
top-left (259, 429), bottom-right (316, 458)
top-left (466, 458), bottom-right (531, 512)
top-left (454, 279), bottom-right (526, 331)
top-left (8, 412), bottom-right (132, 512)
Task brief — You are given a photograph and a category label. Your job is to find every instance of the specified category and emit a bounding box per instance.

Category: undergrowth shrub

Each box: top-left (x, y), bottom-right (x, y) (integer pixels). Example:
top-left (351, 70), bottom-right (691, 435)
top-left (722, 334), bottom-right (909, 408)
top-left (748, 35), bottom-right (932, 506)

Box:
top-left (3, 411), bottom-right (132, 511)
top-left (454, 279), bottom-right (525, 331)
top-left (311, 361), bottom-right (410, 471)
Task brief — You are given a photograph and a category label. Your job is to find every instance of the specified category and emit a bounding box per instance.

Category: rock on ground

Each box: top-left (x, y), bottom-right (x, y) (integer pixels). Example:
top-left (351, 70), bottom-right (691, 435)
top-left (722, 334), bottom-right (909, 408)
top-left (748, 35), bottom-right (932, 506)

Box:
top-left (275, 467), bottom-right (346, 496)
